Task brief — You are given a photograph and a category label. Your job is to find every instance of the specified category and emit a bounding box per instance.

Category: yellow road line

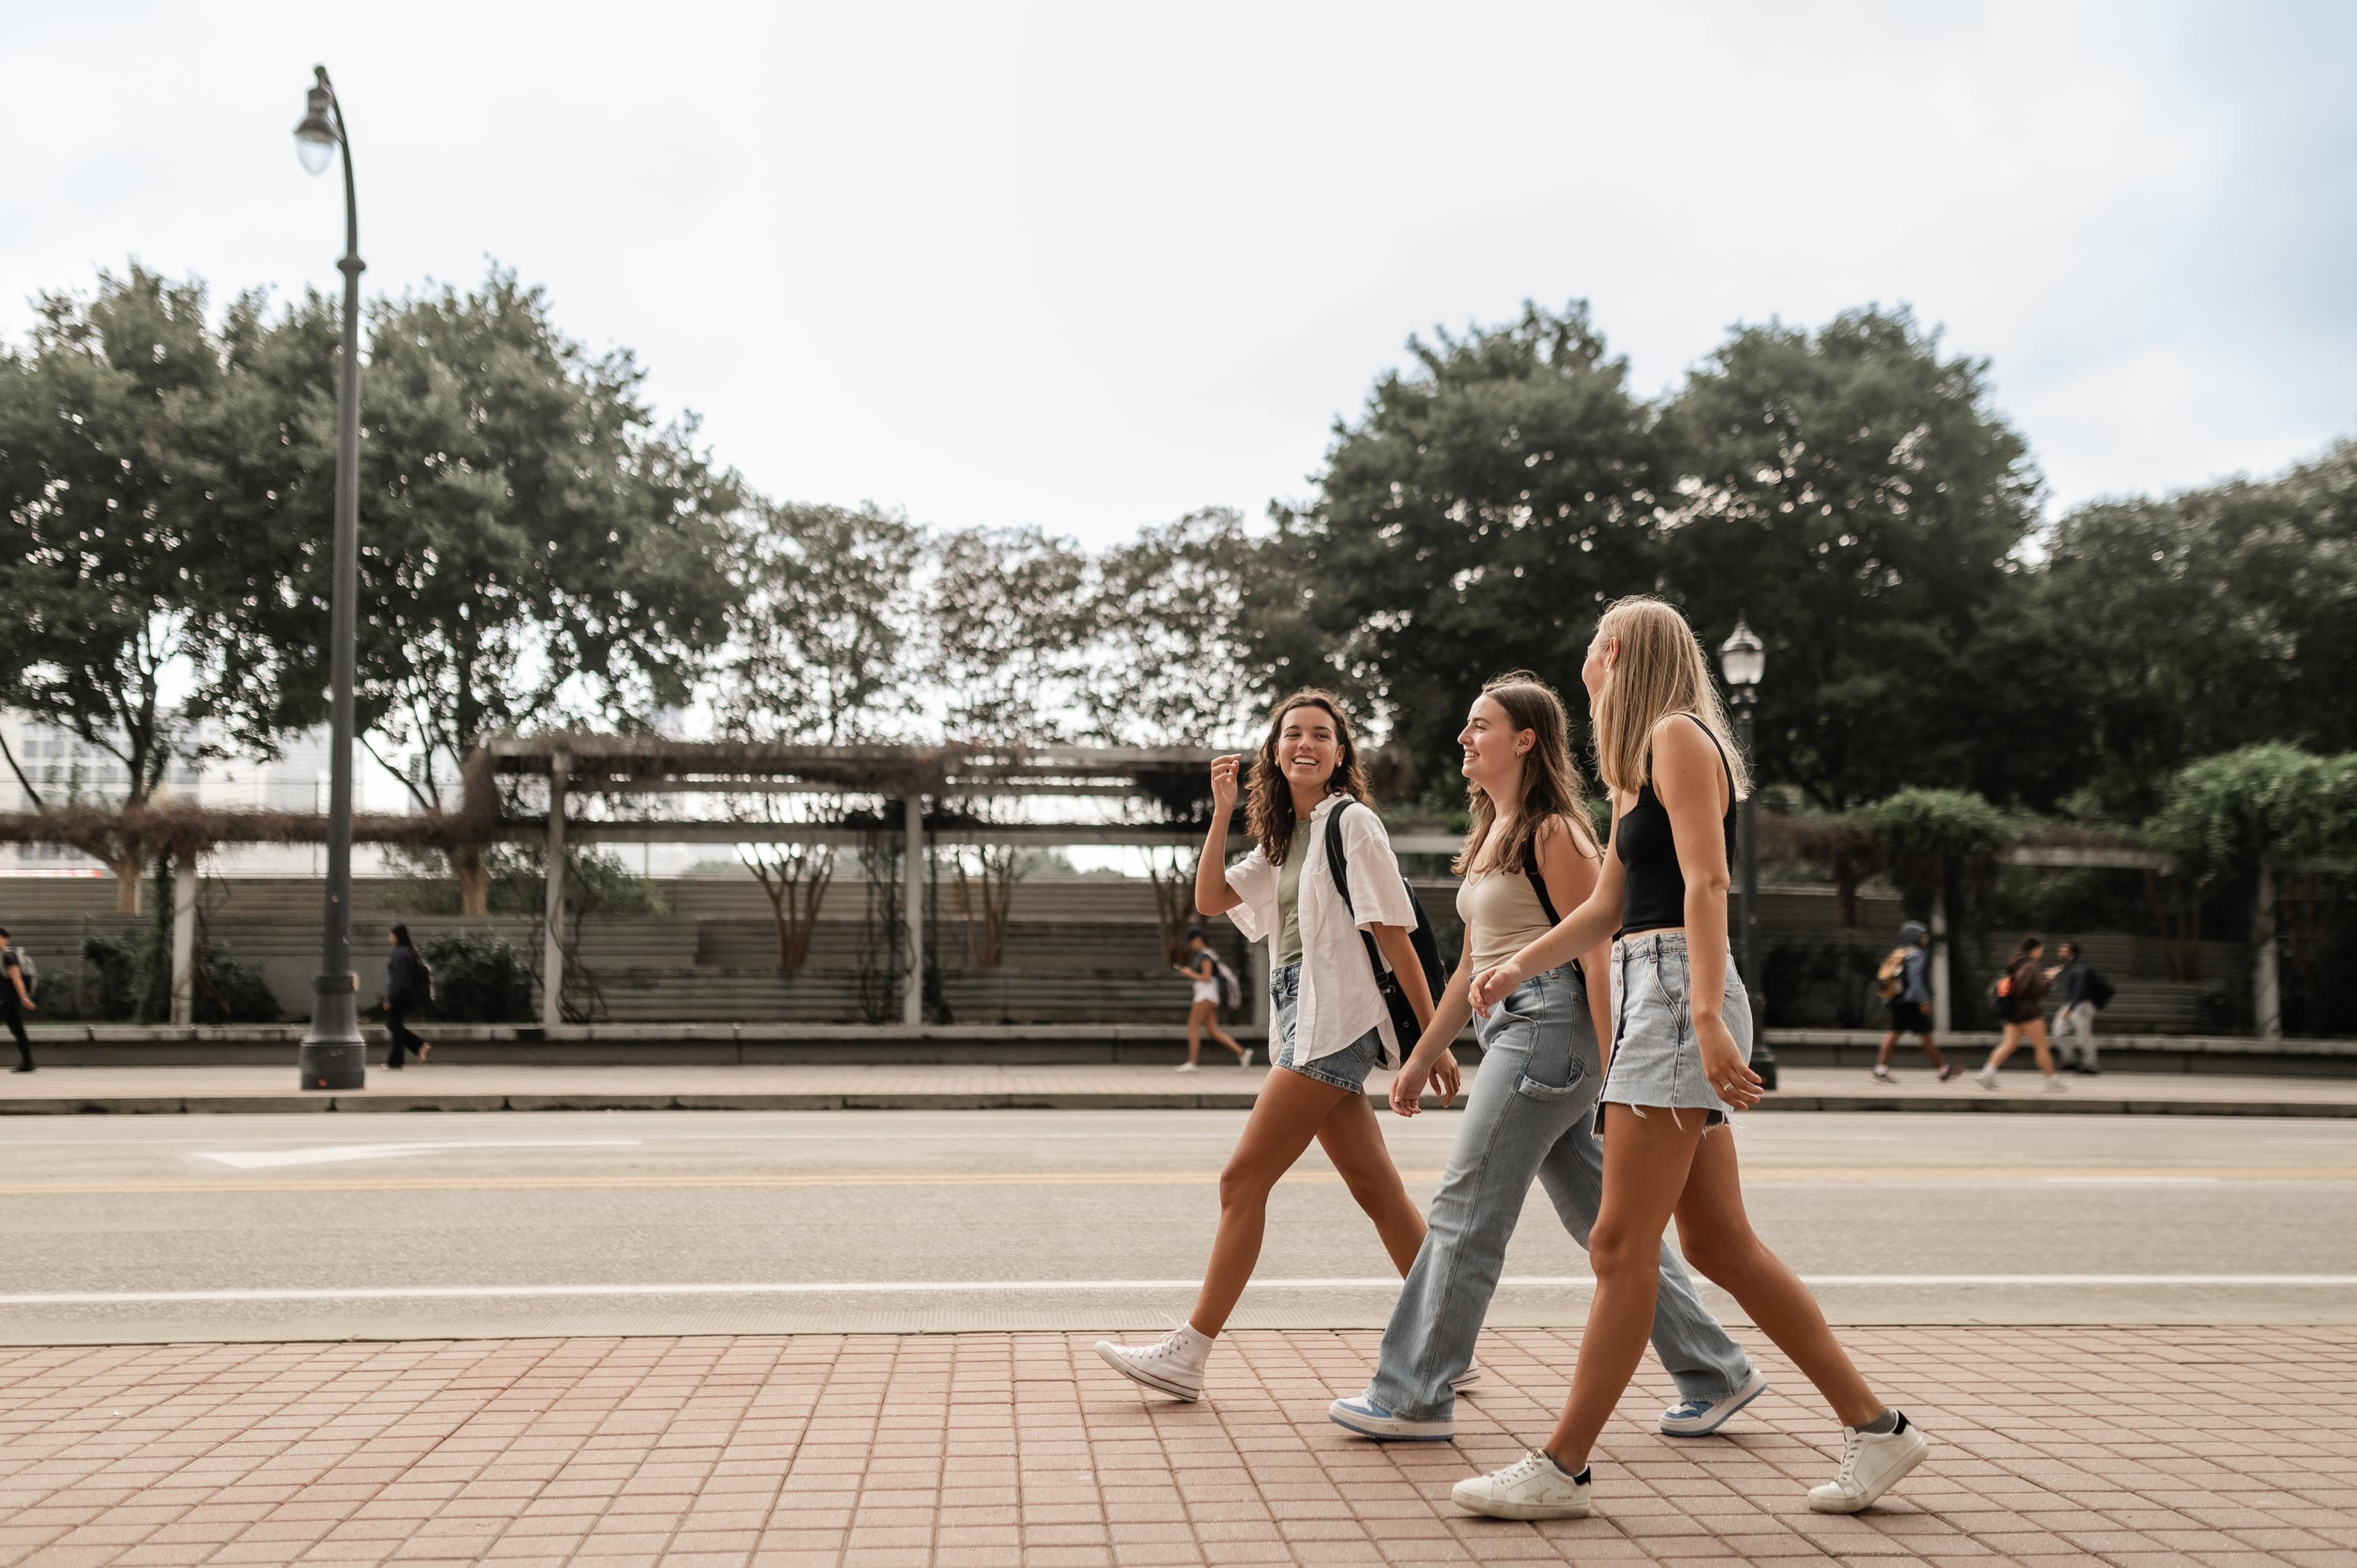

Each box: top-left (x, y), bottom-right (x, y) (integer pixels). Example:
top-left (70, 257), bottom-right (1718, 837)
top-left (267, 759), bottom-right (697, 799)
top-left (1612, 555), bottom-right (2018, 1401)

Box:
top-left (0, 1166), bottom-right (2351, 1196)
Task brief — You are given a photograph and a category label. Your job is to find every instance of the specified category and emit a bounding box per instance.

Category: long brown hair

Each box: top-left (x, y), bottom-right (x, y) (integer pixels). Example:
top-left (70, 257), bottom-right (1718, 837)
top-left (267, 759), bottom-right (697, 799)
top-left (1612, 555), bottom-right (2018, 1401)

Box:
top-left (1590, 595), bottom-right (1752, 800)
top-left (1454, 672), bottom-right (1600, 878)
top-left (1244, 688), bottom-right (1369, 861)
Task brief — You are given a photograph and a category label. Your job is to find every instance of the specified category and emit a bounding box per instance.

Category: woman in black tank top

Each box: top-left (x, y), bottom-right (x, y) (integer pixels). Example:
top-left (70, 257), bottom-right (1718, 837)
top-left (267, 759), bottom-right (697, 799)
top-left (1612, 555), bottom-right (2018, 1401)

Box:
top-left (1453, 596), bottom-right (1927, 1524)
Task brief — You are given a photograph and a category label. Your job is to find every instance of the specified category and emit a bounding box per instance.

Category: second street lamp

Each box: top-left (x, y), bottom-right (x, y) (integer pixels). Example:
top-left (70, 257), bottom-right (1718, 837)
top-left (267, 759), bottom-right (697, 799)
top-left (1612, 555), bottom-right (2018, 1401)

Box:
top-left (292, 65), bottom-right (366, 1091)
top-left (1718, 616), bottom-right (1776, 1091)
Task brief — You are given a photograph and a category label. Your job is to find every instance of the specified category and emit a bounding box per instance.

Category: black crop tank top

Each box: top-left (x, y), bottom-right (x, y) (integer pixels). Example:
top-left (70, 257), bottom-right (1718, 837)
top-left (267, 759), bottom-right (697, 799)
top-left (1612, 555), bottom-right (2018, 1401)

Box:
top-left (1615, 715), bottom-right (1737, 936)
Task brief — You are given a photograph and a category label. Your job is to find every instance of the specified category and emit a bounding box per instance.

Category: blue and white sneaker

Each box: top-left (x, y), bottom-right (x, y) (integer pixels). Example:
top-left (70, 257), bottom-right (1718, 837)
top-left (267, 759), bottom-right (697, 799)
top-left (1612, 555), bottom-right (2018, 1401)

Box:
top-left (1659, 1367), bottom-right (1769, 1436)
top-left (1328, 1394), bottom-right (1454, 1442)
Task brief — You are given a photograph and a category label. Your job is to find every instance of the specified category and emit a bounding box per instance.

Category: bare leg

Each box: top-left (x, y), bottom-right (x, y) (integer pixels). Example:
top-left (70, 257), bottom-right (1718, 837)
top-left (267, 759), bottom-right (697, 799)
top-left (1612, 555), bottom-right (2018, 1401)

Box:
top-left (1916, 1033), bottom-right (1946, 1070)
top-left (1875, 1031), bottom-right (1898, 1069)
top-left (1544, 1105), bottom-right (1703, 1470)
top-left (1311, 1090), bottom-right (1426, 1274)
top-left (1210, 1015), bottom-right (1246, 1059)
top-left (1670, 1123), bottom-right (1881, 1426)
top-left (1185, 1002), bottom-right (1207, 1066)
top-left (2023, 1018), bottom-right (2056, 1079)
top-left (1983, 1021), bottom-right (2022, 1072)
top-left (1188, 1067), bottom-right (1352, 1335)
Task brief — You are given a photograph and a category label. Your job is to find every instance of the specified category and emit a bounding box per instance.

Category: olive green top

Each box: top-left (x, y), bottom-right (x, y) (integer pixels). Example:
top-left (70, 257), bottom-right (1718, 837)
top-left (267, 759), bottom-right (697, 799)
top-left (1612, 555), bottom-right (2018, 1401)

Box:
top-left (1274, 821), bottom-right (1313, 967)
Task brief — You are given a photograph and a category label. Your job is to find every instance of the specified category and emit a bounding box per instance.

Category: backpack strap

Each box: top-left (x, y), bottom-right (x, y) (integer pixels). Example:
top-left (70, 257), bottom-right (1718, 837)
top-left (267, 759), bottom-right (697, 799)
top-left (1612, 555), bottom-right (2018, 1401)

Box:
top-left (1323, 800), bottom-right (1354, 910)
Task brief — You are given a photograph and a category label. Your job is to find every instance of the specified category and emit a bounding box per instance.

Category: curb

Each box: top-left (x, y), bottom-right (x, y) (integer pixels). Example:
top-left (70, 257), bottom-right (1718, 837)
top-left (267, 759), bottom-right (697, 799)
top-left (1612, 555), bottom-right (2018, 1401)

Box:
top-left (2, 1090), bottom-right (2349, 1118)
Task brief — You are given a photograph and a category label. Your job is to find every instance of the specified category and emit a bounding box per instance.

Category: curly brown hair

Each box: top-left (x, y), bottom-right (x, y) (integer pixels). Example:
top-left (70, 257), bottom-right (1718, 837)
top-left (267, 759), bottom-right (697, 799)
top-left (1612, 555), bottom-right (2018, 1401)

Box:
top-left (1244, 689), bottom-right (1369, 862)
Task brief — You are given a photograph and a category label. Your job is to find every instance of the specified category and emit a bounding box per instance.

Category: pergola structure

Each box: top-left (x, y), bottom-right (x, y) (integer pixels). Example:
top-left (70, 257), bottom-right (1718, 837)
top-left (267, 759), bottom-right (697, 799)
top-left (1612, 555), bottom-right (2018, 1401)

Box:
top-left (478, 737), bottom-right (1230, 1028)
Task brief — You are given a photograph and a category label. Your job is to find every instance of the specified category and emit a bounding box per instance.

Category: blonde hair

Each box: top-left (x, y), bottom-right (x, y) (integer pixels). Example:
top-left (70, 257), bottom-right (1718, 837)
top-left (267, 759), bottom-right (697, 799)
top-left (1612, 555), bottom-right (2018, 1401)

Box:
top-left (1454, 672), bottom-right (1600, 878)
top-left (1589, 595), bottom-right (1753, 800)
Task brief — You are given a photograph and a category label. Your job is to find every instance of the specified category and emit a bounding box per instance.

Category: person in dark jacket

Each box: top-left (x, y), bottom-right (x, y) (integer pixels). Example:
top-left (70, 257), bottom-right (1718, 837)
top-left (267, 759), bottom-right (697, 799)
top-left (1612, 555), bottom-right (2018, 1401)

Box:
top-left (2049, 941), bottom-right (2104, 1075)
top-left (382, 925), bottom-right (430, 1069)
top-left (1974, 934), bottom-right (2063, 1092)
top-left (1, 927), bottom-right (34, 1073)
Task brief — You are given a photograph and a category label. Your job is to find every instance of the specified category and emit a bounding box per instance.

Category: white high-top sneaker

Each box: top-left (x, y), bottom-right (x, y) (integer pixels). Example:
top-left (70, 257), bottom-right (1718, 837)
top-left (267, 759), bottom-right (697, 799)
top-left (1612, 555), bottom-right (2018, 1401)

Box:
top-left (1807, 1415), bottom-right (1930, 1513)
top-left (1094, 1323), bottom-right (1211, 1401)
top-left (1451, 1449), bottom-right (1591, 1520)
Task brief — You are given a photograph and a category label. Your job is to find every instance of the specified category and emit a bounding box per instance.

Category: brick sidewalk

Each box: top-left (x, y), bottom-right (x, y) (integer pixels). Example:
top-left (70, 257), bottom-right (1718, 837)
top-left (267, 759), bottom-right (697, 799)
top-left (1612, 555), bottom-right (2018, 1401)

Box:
top-left (3, 1327), bottom-right (2352, 1566)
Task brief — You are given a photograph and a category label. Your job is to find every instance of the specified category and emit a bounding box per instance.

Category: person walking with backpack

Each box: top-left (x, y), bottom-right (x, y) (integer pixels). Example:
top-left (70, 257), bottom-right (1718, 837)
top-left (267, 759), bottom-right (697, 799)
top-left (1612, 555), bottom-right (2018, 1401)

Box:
top-left (1450, 597), bottom-right (1928, 1522)
top-left (1872, 921), bottom-right (1956, 1082)
top-left (1974, 935), bottom-right (2064, 1092)
top-left (1328, 672), bottom-right (1763, 1445)
top-left (380, 925), bottom-right (431, 1069)
top-left (2048, 941), bottom-right (2110, 1075)
top-left (1096, 689), bottom-right (1442, 1402)
top-left (1173, 926), bottom-right (1252, 1071)
top-left (0, 927), bottom-right (35, 1073)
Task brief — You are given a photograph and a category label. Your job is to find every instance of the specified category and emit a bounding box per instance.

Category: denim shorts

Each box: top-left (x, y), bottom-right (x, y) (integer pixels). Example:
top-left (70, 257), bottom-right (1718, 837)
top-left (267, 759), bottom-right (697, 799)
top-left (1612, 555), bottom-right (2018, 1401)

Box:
top-left (1270, 960), bottom-right (1384, 1093)
top-left (1600, 930), bottom-right (1754, 1129)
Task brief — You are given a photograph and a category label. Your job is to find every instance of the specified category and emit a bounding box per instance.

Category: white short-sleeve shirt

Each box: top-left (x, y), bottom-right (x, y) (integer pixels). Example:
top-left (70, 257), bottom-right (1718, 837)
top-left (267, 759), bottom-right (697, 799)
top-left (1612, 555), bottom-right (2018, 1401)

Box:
top-left (1223, 794), bottom-right (1417, 1067)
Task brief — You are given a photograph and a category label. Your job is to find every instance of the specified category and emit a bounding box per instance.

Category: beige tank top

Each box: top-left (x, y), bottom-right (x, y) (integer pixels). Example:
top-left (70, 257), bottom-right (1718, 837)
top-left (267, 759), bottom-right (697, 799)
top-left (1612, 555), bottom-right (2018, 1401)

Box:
top-left (1456, 864), bottom-right (1556, 976)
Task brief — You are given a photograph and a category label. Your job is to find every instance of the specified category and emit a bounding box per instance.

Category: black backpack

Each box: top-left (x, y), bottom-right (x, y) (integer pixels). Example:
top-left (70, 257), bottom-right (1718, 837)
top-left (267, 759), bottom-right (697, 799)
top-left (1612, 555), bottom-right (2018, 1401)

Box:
top-left (1323, 803), bottom-right (1448, 1049)
top-left (2084, 967), bottom-right (2114, 1009)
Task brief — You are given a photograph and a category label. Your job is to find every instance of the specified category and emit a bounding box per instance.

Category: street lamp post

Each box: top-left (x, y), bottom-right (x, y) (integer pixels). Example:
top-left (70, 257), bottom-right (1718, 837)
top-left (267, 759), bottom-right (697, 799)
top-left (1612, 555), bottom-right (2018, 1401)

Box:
top-left (293, 67), bottom-right (366, 1090)
top-left (1717, 617), bottom-right (1776, 1091)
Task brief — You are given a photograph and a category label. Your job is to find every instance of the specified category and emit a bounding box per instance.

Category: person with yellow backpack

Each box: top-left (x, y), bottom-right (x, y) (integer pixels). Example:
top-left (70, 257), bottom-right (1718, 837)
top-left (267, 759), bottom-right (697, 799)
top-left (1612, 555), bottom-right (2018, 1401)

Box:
top-left (1871, 921), bottom-right (1957, 1082)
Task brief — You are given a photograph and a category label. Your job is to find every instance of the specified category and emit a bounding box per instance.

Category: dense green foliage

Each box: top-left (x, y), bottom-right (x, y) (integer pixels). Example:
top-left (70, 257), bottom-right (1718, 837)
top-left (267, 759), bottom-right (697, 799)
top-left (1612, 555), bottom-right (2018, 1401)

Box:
top-left (416, 932), bottom-right (535, 1024)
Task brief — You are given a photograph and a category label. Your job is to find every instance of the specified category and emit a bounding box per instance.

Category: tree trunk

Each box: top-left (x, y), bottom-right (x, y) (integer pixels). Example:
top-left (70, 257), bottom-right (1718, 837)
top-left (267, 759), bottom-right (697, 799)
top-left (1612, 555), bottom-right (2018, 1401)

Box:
top-left (452, 844), bottom-right (490, 916)
top-left (111, 854), bottom-right (143, 915)
top-left (2253, 865), bottom-right (2282, 1042)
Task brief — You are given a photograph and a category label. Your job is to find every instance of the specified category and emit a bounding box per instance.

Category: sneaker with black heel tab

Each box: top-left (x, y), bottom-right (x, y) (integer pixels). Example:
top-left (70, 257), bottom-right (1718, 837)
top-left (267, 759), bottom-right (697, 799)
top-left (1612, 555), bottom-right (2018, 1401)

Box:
top-left (1452, 1449), bottom-right (1591, 1520)
top-left (1808, 1414), bottom-right (1929, 1513)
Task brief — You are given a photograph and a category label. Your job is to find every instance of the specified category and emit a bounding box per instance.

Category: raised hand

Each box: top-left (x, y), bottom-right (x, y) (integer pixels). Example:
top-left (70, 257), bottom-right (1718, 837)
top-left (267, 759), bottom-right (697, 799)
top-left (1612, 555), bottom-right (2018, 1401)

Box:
top-left (1209, 754), bottom-right (1241, 816)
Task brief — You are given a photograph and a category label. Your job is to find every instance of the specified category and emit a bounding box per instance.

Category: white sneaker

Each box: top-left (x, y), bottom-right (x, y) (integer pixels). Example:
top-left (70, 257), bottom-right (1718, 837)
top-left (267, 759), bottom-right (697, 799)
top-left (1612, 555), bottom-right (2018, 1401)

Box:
top-left (1094, 1324), bottom-right (1210, 1401)
top-left (1238, 1047), bottom-right (1255, 1068)
top-left (1173, 1061), bottom-right (1198, 1073)
top-left (1871, 1065), bottom-right (1892, 1082)
top-left (2045, 1075), bottom-right (2070, 1093)
top-left (1660, 1367), bottom-right (1769, 1436)
top-left (1974, 1068), bottom-right (1998, 1090)
top-left (1452, 1449), bottom-right (1590, 1520)
top-left (1450, 1359), bottom-right (1482, 1394)
top-left (1808, 1417), bottom-right (1929, 1514)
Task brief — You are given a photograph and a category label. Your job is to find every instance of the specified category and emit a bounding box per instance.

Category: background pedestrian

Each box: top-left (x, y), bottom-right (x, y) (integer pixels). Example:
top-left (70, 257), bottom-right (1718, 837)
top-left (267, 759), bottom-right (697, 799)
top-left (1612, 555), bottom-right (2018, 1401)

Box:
top-left (1873, 921), bottom-right (1956, 1081)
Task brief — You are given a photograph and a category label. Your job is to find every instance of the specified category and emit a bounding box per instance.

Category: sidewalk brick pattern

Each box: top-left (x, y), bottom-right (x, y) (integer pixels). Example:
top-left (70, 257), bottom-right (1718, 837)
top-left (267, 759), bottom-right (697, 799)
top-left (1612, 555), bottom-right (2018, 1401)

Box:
top-left (2, 1326), bottom-right (2352, 1566)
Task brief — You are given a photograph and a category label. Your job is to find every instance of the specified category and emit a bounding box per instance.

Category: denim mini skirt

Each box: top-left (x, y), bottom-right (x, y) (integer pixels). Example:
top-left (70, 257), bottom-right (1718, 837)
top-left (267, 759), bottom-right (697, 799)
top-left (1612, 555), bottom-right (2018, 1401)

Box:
top-left (1600, 930), bottom-right (1754, 1128)
top-left (1270, 961), bottom-right (1384, 1093)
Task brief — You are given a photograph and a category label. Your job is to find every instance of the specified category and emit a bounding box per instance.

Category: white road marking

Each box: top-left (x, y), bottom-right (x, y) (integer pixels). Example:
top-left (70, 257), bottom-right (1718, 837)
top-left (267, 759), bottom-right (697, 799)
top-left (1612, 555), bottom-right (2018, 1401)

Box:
top-left (4, 1273), bottom-right (2353, 1307)
top-left (2041, 1176), bottom-right (2224, 1185)
top-left (192, 1140), bottom-right (642, 1169)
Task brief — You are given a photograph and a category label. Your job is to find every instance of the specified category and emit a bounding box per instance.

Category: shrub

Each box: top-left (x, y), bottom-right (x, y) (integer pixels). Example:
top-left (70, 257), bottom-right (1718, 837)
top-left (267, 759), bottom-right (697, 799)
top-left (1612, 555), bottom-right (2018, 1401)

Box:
top-left (420, 932), bottom-right (534, 1023)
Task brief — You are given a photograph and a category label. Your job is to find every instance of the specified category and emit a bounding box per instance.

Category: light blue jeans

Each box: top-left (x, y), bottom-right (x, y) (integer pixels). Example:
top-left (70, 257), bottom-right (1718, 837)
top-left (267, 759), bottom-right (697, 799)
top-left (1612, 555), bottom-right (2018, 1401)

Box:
top-left (1367, 963), bottom-right (1755, 1421)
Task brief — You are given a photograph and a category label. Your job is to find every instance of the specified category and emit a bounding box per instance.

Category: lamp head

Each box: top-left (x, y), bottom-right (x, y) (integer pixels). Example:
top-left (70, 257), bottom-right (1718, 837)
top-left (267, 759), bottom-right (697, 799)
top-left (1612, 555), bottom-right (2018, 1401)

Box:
top-left (295, 67), bottom-right (339, 174)
top-left (1718, 616), bottom-right (1765, 691)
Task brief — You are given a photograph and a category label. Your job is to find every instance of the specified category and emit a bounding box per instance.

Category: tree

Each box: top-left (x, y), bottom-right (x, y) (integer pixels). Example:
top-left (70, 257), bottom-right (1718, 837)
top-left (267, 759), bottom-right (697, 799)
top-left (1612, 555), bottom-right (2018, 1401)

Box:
top-left (0, 266), bottom-right (317, 908)
top-left (926, 525), bottom-right (1093, 967)
top-left (715, 500), bottom-right (923, 967)
top-left (327, 267), bottom-right (742, 910)
top-left (2041, 441), bottom-right (2357, 813)
top-left (1275, 301), bottom-right (1666, 779)
top-left (1082, 507), bottom-right (1259, 749)
top-left (1660, 307), bottom-right (2041, 809)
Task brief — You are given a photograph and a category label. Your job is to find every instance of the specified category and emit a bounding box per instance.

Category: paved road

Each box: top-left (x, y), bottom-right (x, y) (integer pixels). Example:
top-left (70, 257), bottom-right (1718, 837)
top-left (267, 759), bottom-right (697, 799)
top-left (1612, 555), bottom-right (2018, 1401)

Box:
top-left (2, 1108), bottom-right (2351, 1343)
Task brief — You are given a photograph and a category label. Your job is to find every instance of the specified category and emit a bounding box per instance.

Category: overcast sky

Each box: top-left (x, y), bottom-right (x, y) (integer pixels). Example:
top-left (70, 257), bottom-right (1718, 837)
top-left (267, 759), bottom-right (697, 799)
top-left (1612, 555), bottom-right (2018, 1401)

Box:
top-left (5, 0), bottom-right (2351, 548)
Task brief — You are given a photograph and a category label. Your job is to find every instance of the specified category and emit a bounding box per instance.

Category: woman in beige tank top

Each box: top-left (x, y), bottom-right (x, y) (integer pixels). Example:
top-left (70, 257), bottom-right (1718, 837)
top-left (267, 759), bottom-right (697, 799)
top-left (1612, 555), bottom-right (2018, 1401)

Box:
top-left (1329, 672), bottom-right (1761, 1446)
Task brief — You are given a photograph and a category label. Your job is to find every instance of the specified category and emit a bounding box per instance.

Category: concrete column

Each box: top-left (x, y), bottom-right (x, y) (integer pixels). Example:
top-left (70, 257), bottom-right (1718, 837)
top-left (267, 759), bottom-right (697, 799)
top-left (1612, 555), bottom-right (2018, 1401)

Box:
top-left (541, 755), bottom-right (568, 1029)
top-left (2253, 864), bottom-right (2282, 1042)
top-left (170, 855), bottom-right (199, 1027)
top-left (1930, 901), bottom-right (1952, 1036)
top-left (902, 794), bottom-right (925, 1027)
